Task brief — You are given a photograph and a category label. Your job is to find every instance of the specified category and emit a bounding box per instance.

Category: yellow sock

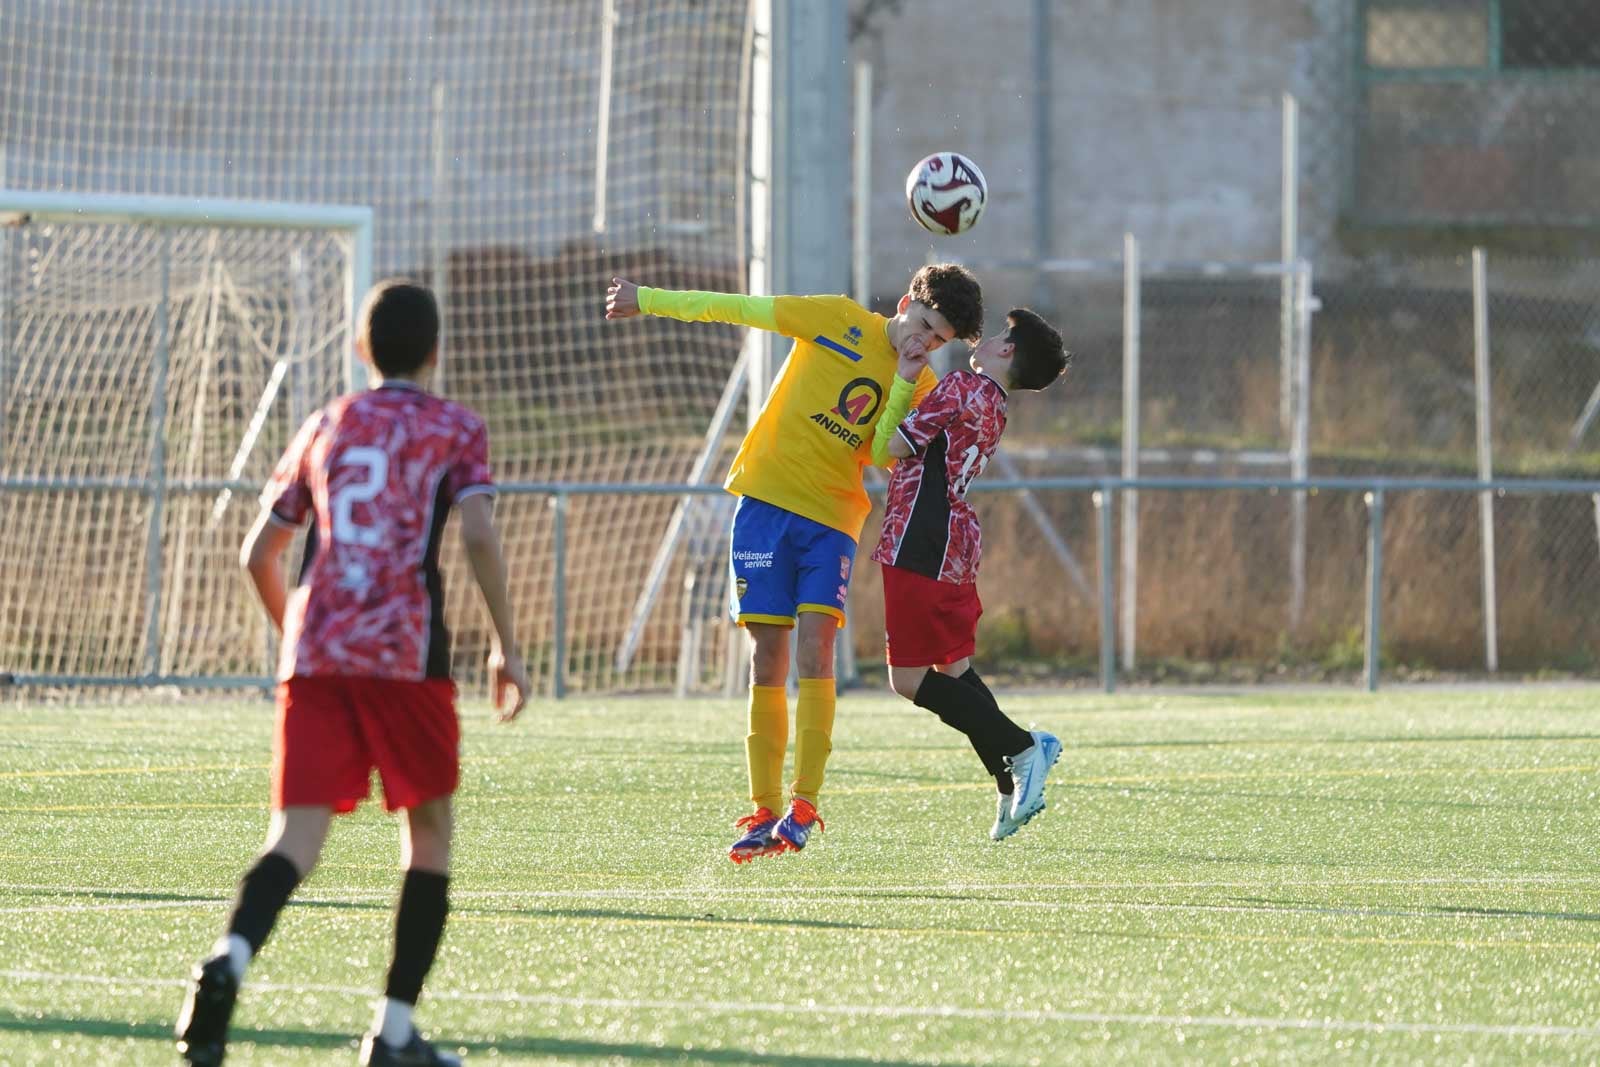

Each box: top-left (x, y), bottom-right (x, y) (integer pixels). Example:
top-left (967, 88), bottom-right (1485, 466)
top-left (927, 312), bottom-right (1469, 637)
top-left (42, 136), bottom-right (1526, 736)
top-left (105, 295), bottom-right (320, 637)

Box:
top-left (791, 677), bottom-right (836, 806)
top-left (746, 685), bottom-right (788, 814)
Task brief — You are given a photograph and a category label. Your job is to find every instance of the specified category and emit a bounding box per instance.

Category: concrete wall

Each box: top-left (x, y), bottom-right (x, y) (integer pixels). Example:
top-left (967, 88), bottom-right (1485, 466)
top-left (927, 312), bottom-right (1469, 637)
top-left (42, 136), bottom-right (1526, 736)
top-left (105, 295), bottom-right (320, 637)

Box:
top-left (851, 0), bottom-right (1352, 308)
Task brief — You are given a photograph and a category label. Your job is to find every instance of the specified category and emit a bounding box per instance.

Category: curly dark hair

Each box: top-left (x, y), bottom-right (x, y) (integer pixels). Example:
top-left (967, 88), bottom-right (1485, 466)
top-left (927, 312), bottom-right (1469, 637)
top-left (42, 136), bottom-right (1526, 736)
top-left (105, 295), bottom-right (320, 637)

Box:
top-left (1004, 307), bottom-right (1070, 391)
top-left (907, 263), bottom-right (984, 342)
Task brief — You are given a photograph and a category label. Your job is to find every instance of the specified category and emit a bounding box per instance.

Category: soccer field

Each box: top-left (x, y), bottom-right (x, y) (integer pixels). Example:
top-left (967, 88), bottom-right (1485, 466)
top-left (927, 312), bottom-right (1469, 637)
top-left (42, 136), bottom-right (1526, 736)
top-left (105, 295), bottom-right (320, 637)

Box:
top-left (4, 687), bottom-right (1600, 1065)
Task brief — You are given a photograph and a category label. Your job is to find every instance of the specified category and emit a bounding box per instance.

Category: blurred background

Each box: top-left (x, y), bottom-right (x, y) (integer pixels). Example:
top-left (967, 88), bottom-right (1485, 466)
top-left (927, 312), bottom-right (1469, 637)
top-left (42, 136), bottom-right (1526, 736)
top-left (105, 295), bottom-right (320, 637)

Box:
top-left (2, 0), bottom-right (1598, 695)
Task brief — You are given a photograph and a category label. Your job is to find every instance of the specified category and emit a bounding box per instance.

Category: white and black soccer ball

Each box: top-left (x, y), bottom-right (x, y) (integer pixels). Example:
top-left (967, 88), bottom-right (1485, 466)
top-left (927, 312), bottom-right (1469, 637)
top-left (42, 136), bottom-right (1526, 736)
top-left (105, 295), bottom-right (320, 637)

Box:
top-left (905, 152), bottom-right (987, 236)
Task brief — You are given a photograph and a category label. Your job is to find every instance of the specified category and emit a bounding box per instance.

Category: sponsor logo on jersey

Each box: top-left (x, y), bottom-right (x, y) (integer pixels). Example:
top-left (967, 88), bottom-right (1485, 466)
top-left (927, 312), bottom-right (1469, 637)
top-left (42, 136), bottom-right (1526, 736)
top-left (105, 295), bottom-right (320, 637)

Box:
top-left (839, 555), bottom-right (851, 580)
top-left (809, 411), bottom-right (865, 448)
top-left (732, 549), bottom-right (775, 570)
top-left (811, 377), bottom-right (883, 449)
top-left (831, 378), bottom-right (882, 426)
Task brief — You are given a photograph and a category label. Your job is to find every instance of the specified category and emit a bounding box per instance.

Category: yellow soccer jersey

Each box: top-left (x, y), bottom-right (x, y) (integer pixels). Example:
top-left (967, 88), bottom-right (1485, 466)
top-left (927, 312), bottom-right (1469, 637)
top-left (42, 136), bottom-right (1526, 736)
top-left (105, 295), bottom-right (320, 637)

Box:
top-left (637, 288), bottom-right (937, 541)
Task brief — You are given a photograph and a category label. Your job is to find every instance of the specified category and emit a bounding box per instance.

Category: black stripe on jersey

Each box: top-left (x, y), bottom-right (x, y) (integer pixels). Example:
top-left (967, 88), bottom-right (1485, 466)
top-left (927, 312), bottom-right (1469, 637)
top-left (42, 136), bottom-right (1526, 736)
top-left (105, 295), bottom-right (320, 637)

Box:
top-left (296, 519), bottom-right (319, 586)
top-left (893, 430), bottom-right (952, 579)
top-left (422, 477), bottom-right (454, 679)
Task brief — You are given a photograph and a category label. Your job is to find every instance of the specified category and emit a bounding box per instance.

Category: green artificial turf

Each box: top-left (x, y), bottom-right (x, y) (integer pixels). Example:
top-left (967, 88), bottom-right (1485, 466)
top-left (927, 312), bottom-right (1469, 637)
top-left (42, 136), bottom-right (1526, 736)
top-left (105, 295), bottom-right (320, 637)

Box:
top-left (4, 686), bottom-right (1600, 1064)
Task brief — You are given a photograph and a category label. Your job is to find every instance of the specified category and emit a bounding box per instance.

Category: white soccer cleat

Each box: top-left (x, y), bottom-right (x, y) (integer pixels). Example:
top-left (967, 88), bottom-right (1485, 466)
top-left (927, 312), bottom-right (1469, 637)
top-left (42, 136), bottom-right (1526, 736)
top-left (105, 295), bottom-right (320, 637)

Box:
top-left (990, 790), bottom-right (1022, 841)
top-left (1006, 730), bottom-right (1063, 826)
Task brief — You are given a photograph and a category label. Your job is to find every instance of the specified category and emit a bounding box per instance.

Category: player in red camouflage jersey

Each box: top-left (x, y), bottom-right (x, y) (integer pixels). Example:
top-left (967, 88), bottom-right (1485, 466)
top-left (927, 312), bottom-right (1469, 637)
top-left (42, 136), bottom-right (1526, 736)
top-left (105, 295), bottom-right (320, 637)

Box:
top-left (177, 281), bottom-right (530, 1067)
top-left (869, 308), bottom-right (1070, 842)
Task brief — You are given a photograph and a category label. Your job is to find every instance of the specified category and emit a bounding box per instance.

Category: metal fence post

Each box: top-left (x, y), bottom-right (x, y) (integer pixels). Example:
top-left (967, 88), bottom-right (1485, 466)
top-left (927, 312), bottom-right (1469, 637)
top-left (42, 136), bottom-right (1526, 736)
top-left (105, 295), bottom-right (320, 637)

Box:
top-left (1280, 92), bottom-right (1299, 438)
top-left (1031, 0), bottom-right (1052, 312)
top-left (431, 80), bottom-right (451, 396)
top-left (1472, 248), bottom-right (1498, 673)
top-left (1096, 486), bottom-right (1116, 694)
top-left (0, 222), bottom-right (10, 473)
top-left (1364, 488), bottom-right (1385, 692)
top-left (1290, 261), bottom-right (1314, 628)
top-left (143, 231), bottom-right (172, 678)
top-left (1121, 234), bottom-right (1140, 673)
top-left (551, 491), bottom-right (568, 699)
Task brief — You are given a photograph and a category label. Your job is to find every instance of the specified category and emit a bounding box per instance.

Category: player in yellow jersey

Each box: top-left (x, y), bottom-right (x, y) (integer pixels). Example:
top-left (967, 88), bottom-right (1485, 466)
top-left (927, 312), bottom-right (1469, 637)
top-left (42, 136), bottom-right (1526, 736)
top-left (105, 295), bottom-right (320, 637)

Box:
top-left (606, 265), bottom-right (983, 861)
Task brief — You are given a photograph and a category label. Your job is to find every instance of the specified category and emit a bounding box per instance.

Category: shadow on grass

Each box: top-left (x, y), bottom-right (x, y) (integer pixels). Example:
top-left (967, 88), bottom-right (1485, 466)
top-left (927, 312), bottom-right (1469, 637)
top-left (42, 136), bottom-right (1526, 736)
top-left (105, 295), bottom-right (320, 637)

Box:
top-left (0, 1011), bottom-right (353, 1051)
top-left (5, 889), bottom-right (999, 926)
top-left (1061, 779), bottom-right (1571, 814)
top-left (1236, 896), bottom-right (1600, 924)
top-left (0, 1011), bottom-right (974, 1066)
top-left (8, 885), bottom-right (396, 914)
top-left (468, 902), bottom-right (996, 929)
top-left (12, 886), bottom-right (228, 904)
top-left (1074, 732), bottom-right (1600, 751)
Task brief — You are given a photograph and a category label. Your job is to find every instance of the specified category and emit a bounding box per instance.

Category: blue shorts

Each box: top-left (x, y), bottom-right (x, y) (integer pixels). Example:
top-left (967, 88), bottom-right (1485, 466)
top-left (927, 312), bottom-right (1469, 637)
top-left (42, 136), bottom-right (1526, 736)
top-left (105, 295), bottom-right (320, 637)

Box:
top-left (728, 496), bottom-right (857, 627)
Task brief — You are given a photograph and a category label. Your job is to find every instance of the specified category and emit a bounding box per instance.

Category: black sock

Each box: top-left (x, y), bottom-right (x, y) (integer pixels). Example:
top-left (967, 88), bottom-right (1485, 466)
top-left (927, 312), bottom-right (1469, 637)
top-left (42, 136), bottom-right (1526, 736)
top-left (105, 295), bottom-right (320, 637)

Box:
top-left (958, 666), bottom-right (998, 706)
top-left (384, 869), bottom-right (450, 1005)
top-left (226, 851), bottom-right (302, 957)
top-left (957, 667), bottom-right (1034, 792)
top-left (914, 671), bottom-right (1018, 789)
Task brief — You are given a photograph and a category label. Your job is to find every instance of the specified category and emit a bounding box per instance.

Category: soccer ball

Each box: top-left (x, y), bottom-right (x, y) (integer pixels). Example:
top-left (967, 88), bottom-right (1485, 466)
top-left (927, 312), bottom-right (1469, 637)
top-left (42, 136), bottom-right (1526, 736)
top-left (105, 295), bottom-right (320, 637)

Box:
top-left (905, 152), bottom-right (987, 236)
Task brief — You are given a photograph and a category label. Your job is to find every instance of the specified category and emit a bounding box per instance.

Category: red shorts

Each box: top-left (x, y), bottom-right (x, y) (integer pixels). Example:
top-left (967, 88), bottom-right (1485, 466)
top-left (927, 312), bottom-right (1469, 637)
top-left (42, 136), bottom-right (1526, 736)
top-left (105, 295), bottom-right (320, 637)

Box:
top-left (881, 564), bottom-right (982, 668)
top-left (273, 675), bottom-right (460, 814)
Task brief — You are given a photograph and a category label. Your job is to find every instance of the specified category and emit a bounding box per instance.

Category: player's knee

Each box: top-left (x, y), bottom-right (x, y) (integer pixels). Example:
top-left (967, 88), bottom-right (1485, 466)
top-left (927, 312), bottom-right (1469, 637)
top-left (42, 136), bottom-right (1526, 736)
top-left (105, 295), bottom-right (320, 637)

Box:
top-left (402, 800), bottom-right (454, 871)
top-left (265, 806), bottom-right (331, 875)
top-left (407, 799), bottom-right (453, 839)
top-left (747, 627), bottom-right (789, 685)
top-left (794, 619), bottom-right (837, 677)
top-left (268, 834), bottom-right (325, 880)
top-left (889, 673), bottom-right (921, 701)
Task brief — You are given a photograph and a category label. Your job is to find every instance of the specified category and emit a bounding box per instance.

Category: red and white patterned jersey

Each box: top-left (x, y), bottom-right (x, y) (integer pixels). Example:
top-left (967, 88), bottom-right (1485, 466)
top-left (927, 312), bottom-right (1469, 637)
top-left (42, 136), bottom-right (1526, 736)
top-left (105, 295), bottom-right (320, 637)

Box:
top-left (870, 371), bottom-right (1006, 585)
top-left (262, 382), bottom-right (494, 682)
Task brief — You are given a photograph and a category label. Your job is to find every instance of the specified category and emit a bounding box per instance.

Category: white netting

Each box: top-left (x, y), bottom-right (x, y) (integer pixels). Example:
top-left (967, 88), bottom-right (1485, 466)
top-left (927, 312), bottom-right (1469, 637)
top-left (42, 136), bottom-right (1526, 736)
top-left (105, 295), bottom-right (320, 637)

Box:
top-left (1, 1), bottom-right (755, 691)
top-left (0, 217), bottom-right (352, 678)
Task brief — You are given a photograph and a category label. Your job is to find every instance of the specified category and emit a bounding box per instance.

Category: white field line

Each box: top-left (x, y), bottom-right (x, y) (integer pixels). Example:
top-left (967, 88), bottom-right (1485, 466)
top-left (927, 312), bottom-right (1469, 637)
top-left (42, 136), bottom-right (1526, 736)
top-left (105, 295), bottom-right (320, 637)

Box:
top-left (0, 968), bottom-right (1595, 1039)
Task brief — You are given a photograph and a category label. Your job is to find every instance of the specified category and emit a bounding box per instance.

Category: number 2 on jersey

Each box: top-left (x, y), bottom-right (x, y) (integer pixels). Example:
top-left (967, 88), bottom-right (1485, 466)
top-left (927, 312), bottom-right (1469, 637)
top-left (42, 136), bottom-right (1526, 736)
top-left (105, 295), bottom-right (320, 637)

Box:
top-left (951, 444), bottom-right (988, 498)
top-left (331, 446), bottom-right (388, 547)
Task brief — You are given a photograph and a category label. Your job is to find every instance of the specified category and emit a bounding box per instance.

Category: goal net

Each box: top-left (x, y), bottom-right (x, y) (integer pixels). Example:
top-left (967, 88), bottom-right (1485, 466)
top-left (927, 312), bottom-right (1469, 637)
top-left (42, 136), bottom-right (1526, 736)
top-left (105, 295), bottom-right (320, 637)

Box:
top-left (1, 2), bottom-right (756, 693)
top-left (0, 195), bottom-right (368, 683)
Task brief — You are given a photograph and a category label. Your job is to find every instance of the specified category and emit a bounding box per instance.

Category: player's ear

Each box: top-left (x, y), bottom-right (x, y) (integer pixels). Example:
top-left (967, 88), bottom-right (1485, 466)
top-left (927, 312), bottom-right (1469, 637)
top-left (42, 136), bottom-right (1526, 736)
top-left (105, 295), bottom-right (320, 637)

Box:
top-left (896, 293), bottom-right (911, 315)
top-left (356, 336), bottom-right (374, 367)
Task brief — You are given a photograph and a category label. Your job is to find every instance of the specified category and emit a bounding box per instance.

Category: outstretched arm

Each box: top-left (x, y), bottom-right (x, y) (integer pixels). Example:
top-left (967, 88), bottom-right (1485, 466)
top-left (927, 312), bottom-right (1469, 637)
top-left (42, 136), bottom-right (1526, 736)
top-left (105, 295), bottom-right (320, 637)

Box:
top-left (607, 277), bottom-right (778, 331)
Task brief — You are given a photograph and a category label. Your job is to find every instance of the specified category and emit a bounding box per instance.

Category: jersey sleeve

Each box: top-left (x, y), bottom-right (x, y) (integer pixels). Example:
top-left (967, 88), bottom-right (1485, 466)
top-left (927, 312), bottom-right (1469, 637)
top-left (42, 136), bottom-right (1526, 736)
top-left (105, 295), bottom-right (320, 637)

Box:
top-left (260, 413), bottom-right (320, 527)
top-left (896, 372), bottom-right (967, 456)
top-left (637, 288), bottom-right (779, 332)
top-left (771, 294), bottom-right (869, 344)
top-left (445, 418), bottom-right (495, 504)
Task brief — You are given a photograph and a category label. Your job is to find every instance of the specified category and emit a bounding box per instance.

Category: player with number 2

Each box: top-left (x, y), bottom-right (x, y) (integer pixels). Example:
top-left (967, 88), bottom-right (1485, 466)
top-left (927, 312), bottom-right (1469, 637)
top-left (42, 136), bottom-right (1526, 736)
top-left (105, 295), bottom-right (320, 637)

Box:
top-left (176, 280), bottom-right (530, 1067)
